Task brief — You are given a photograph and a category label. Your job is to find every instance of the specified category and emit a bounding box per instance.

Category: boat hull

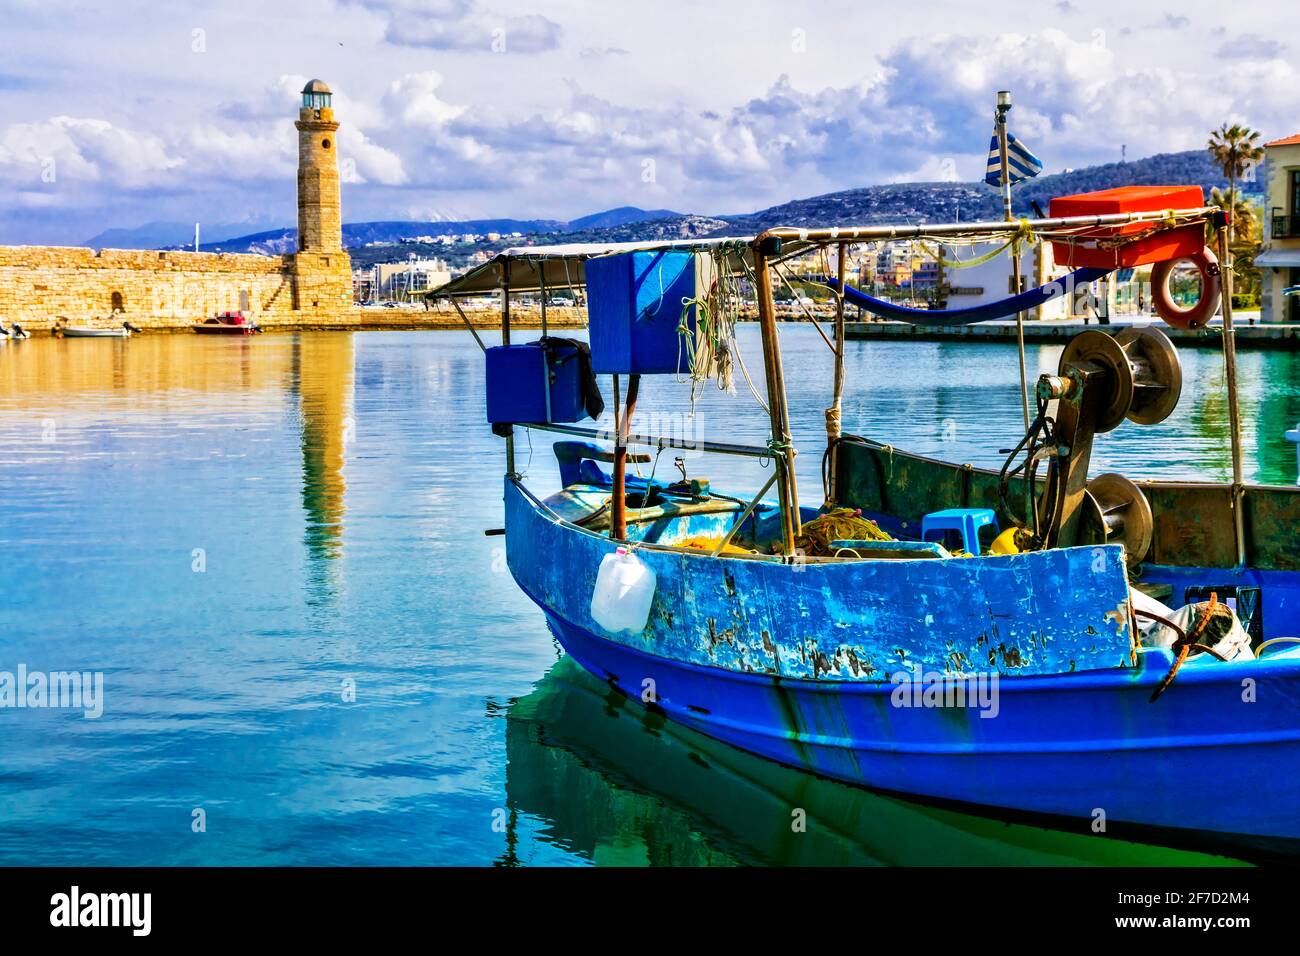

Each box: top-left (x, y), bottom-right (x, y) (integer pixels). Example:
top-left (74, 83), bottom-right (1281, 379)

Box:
top-left (59, 328), bottom-right (129, 338)
top-left (505, 479), bottom-right (1300, 854)
top-left (506, 657), bottom-right (1246, 865)
top-left (193, 324), bottom-right (256, 335)
top-left (539, 607), bottom-right (1300, 854)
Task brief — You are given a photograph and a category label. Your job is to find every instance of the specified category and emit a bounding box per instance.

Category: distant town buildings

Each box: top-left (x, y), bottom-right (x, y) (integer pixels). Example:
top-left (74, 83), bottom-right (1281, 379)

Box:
top-left (354, 257), bottom-right (452, 303)
top-left (363, 230), bottom-right (525, 249)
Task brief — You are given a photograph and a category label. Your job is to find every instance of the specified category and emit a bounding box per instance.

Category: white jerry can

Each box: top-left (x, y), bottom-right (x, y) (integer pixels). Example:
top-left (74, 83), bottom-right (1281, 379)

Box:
top-left (590, 546), bottom-right (657, 634)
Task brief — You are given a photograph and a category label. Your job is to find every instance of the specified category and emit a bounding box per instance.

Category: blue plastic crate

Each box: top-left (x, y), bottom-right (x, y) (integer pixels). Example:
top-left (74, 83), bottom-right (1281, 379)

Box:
top-left (485, 341), bottom-right (587, 425)
top-left (586, 250), bottom-right (701, 374)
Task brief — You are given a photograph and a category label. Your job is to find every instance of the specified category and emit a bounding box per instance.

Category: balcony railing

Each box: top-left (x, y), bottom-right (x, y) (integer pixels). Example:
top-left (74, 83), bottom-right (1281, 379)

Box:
top-left (1272, 210), bottom-right (1300, 239)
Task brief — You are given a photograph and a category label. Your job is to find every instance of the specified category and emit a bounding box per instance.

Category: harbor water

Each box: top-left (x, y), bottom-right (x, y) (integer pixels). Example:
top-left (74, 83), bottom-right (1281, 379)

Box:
top-left (1, 326), bottom-right (1296, 866)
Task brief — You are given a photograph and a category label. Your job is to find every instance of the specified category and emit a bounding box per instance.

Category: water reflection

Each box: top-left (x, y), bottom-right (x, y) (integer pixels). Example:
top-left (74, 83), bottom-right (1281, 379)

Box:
top-left (0, 328), bottom-right (1290, 866)
top-left (504, 658), bottom-right (1244, 867)
top-left (291, 334), bottom-right (355, 605)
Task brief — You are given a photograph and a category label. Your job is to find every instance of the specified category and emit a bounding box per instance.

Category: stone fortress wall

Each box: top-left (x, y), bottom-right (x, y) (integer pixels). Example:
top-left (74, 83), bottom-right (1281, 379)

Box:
top-left (0, 245), bottom-right (316, 330)
top-left (0, 78), bottom-right (357, 334)
top-left (0, 240), bottom-right (580, 332)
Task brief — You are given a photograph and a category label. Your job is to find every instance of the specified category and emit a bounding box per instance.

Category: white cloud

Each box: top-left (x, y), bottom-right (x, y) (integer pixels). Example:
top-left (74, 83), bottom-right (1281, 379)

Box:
top-left (337, 126), bottom-right (408, 185)
top-left (339, 0), bottom-right (561, 53)
top-left (385, 72), bottom-right (465, 128)
top-left (1217, 33), bottom-right (1286, 60)
top-left (181, 122), bottom-right (296, 182)
top-left (6, 8), bottom-right (1300, 243)
top-left (0, 116), bottom-right (183, 188)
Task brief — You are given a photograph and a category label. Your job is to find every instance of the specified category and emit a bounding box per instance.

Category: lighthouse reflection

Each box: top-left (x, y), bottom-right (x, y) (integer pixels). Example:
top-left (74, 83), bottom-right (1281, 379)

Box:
top-left (292, 332), bottom-right (354, 606)
top-left (501, 656), bottom-right (1245, 867)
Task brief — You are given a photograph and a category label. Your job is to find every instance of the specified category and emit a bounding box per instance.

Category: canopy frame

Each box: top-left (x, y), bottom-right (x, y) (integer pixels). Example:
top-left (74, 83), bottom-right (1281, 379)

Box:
top-left (451, 206), bottom-right (1234, 561)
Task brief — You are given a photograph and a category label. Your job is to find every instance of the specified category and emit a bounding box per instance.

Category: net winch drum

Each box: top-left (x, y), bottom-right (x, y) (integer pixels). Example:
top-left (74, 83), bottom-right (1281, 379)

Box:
top-left (1079, 473), bottom-right (1155, 568)
top-left (1055, 326), bottom-right (1183, 433)
top-left (1040, 326), bottom-right (1181, 560)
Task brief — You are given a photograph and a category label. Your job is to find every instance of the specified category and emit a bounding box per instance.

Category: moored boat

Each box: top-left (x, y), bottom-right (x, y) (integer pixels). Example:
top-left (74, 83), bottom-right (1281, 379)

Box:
top-left (53, 318), bottom-right (140, 338)
top-left (193, 310), bottom-right (259, 335)
top-left (433, 186), bottom-right (1300, 856)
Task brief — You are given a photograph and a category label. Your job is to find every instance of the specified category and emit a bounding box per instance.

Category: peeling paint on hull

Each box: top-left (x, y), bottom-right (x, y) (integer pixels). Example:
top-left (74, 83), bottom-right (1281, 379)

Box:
top-left (507, 481), bottom-right (1135, 680)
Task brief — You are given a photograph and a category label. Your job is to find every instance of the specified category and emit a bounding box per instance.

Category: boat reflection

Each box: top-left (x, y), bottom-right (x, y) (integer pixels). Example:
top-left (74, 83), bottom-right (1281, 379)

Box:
top-left (503, 656), bottom-right (1247, 866)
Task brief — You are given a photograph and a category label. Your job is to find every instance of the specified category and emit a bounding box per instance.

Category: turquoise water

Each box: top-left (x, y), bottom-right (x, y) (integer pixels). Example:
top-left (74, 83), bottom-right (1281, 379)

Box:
top-left (0, 327), bottom-right (1293, 866)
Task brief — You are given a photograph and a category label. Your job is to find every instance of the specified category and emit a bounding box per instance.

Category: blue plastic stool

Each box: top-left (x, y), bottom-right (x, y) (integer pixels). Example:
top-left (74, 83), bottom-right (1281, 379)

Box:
top-left (921, 508), bottom-right (999, 555)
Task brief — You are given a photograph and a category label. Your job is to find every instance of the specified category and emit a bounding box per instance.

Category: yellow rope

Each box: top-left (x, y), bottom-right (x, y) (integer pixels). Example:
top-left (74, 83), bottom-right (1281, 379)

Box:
top-left (920, 237), bottom-right (1015, 269)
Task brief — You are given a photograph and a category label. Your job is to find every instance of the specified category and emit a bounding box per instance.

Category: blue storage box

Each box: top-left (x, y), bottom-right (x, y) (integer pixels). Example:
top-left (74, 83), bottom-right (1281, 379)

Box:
top-left (485, 341), bottom-right (587, 425)
top-left (586, 250), bottom-right (703, 374)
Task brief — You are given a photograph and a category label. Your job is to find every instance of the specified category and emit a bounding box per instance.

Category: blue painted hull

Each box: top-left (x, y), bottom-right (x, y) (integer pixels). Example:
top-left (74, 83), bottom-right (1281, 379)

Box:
top-left (505, 479), bottom-right (1300, 853)
top-left (542, 609), bottom-right (1300, 852)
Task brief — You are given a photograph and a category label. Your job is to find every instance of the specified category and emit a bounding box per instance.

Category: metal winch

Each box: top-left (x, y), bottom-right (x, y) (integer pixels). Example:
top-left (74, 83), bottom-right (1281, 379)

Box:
top-left (1033, 326), bottom-right (1182, 567)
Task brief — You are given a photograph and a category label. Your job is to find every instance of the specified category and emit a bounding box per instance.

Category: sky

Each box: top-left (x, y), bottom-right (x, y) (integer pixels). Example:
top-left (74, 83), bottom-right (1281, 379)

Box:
top-left (0, 0), bottom-right (1296, 245)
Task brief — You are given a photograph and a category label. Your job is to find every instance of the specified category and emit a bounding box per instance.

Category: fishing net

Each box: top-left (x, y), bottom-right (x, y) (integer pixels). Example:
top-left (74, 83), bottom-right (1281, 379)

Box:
top-left (676, 534), bottom-right (753, 556)
top-left (795, 507), bottom-right (892, 557)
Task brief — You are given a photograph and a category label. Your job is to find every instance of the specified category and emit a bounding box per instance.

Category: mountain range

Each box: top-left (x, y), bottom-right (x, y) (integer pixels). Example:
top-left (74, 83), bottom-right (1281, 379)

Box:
top-left (88, 149), bottom-right (1257, 265)
top-left (83, 218), bottom-right (284, 250)
top-left (85, 209), bottom-right (680, 254)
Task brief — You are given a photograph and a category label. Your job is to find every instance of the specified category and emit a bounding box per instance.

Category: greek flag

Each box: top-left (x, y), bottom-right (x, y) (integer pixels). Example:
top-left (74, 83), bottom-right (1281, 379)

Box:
top-left (985, 130), bottom-right (1043, 186)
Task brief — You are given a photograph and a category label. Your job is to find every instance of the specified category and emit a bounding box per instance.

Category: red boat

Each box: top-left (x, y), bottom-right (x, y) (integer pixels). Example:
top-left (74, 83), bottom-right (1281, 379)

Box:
top-left (192, 311), bottom-right (260, 335)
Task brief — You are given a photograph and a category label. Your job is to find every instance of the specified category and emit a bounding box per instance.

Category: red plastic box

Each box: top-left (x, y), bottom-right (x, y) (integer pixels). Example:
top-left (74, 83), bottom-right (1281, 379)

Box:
top-left (1048, 185), bottom-right (1206, 270)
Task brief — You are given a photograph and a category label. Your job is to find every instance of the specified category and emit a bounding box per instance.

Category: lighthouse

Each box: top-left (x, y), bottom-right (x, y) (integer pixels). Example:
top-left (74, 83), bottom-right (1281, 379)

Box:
top-left (296, 79), bottom-right (342, 253)
top-left (292, 79), bottom-right (351, 311)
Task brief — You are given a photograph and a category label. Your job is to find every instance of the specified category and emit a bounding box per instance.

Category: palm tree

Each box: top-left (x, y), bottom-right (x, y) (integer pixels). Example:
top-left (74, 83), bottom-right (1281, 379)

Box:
top-left (1206, 186), bottom-right (1258, 243)
top-left (1207, 123), bottom-right (1264, 244)
top-left (1206, 188), bottom-right (1263, 302)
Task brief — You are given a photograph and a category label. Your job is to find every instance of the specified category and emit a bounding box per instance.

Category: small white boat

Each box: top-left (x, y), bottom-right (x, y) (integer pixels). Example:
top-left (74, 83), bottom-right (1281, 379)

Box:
top-left (53, 319), bottom-right (140, 338)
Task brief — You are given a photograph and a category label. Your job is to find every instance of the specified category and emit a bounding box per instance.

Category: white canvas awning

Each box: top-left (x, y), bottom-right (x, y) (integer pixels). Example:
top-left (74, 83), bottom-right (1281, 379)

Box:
top-left (423, 234), bottom-right (814, 298)
top-left (1254, 248), bottom-right (1300, 269)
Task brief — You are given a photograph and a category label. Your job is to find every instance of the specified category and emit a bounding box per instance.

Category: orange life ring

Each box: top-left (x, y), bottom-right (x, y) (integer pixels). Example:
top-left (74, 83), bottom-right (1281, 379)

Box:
top-left (1151, 247), bottom-right (1221, 330)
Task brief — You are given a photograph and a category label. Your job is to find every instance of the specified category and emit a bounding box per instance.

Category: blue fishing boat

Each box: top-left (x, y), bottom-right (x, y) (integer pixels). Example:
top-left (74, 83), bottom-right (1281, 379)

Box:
top-left (431, 192), bottom-right (1300, 858)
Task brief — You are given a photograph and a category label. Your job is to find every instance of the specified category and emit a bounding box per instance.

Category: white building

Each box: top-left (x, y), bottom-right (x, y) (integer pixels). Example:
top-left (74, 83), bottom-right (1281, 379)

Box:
top-left (940, 240), bottom-right (1118, 321)
top-left (369, 258), bottom-right (452, 302)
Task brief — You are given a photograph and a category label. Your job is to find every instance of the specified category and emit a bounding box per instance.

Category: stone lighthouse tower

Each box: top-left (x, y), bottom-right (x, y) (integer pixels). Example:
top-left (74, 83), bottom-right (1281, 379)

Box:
top-left (292, 79), bottom-right (352, 311)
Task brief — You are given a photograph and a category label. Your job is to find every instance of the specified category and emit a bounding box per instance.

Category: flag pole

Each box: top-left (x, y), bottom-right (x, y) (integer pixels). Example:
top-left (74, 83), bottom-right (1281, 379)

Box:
top-left (997, 90), bottom-right (1031, 430)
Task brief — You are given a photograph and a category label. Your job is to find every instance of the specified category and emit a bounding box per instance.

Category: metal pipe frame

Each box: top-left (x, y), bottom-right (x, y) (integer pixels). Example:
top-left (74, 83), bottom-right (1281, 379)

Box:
top-left (758, 207), bottom-right (1216, 244)
top-left (995, 110), bottom-right (1031, 430)
top-left (826, 242), bottom-right (847, 504)
top-left (510, 476), bottom-right (785, 563)
top-left (536, 262), bottom-right (548, 337)
top-left (1217, 222), bottom-right (1247, 566)
top-left (710, 471), bottom-right (780, 557)
top-left (501, 261), bottom-right (515, 477)
top-left (520, 422), bottom-right (779, 460)
top-left (753, 239), bottom-right (800, 555)
top-left (449, 296), bottom-right (486, 352)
